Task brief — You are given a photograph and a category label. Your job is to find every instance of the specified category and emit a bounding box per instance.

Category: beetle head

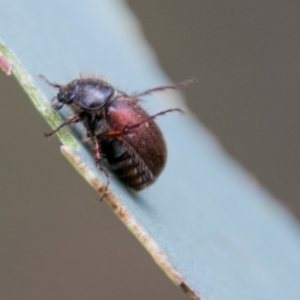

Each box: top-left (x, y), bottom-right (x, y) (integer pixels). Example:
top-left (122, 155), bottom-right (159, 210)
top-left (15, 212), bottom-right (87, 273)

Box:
top-left (56, 80), bottom-right (79, 106)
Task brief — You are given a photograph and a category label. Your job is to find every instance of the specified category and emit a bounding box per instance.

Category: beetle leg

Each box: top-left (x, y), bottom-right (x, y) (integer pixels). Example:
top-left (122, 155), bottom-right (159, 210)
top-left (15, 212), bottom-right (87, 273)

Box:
top-left (135, 78), bottom-right (197, 98)
top-left (125, 108), bottom-right (184, 132)
top-left (92, 136), bottom-right (110, 201)
top-left (44, 115), bottom-right (81, 137)
top-left (98, 129), bottom-right (124, 137)
top-left (99, 108), bottom-right (184, 138)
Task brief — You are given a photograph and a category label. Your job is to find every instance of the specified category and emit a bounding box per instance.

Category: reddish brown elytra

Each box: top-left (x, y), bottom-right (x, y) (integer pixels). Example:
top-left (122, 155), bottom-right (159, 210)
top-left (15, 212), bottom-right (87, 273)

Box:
top-left (41, 75), bottom-right (197, 199)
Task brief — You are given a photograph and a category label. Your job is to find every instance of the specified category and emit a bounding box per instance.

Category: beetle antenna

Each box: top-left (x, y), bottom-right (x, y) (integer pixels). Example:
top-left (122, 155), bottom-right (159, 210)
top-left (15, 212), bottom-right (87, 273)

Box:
top-left (39, 74), bottom-right (61, 88)
top-left (50, 96), bottom-right (64, 110)
top-left (135, 78), bottom-right (198, 98)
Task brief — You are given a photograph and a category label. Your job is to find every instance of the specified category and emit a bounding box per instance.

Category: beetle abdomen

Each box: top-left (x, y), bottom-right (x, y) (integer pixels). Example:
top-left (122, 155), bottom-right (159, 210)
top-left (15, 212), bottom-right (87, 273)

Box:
top-left (101, 139), bottom-right (157, 191)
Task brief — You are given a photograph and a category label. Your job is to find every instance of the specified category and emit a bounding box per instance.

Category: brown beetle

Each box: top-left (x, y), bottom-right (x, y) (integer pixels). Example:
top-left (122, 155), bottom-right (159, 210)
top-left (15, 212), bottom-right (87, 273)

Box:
top-left (41, 75), bottom-right (196, 197)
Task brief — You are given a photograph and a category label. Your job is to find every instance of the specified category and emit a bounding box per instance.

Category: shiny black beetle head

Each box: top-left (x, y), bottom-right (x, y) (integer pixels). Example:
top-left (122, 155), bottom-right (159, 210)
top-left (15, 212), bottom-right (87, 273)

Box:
top-left (40, 75), bottom-right (114, 111)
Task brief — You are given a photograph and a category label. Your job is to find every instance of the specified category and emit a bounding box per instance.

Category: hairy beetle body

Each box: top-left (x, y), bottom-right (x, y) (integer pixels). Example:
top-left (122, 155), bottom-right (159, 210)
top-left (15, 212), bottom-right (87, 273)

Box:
top-left (41, 75), bottom-right (196, 198)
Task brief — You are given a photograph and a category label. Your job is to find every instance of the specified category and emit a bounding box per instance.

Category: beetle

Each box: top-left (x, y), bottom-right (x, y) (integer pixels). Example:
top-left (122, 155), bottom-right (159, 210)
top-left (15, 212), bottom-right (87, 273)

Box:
top-left (41, 75), bottom-right (196, 198)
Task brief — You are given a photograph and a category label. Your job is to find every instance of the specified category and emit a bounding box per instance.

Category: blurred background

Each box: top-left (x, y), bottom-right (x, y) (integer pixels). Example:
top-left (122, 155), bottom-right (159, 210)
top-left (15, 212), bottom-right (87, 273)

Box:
top-left (1, 1), bottom-right (300, 300)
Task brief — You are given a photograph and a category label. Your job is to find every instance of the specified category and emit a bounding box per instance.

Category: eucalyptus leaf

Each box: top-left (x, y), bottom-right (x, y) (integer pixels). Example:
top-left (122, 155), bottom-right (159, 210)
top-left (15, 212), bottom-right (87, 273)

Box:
top-left (1, 1), bottom-right (300, 300)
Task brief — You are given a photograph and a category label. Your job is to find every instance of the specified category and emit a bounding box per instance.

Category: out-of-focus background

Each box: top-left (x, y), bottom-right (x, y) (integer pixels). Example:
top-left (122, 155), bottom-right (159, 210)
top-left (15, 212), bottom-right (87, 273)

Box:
top-left (0, 1), bottom-right (299, 300)
top-left (128, 1), bottom-right (300, 219)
